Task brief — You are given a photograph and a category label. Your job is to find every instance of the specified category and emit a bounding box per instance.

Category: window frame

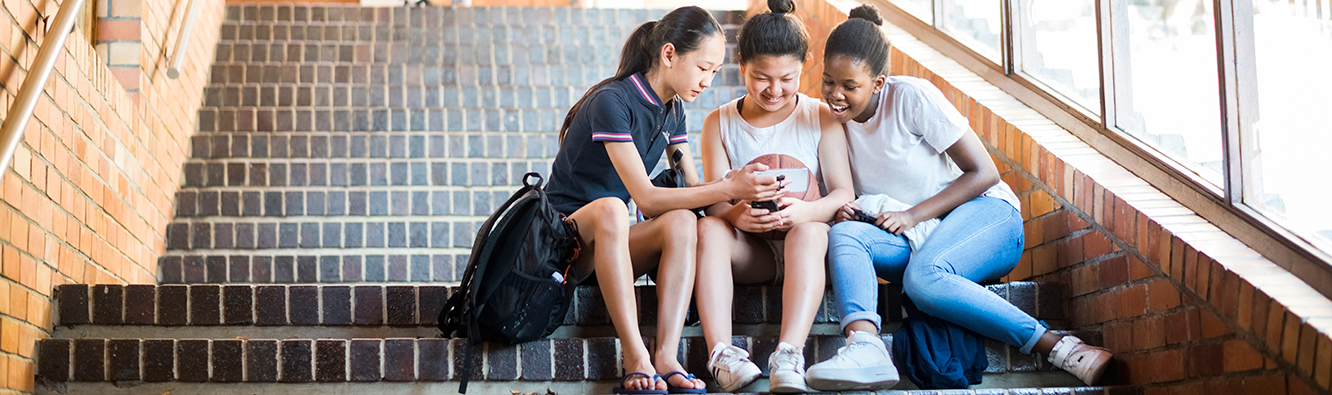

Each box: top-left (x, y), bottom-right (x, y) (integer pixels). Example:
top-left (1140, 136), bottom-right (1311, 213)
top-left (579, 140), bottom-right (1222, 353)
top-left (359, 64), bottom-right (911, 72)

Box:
top-left (868, 0), bottom-right (1332, 287)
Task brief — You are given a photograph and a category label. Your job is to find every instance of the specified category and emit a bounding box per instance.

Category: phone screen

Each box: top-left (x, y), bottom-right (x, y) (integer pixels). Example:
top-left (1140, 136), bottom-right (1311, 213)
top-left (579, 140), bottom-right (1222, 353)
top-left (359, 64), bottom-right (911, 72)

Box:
top-left (756, 168), bottom-right (809, 192)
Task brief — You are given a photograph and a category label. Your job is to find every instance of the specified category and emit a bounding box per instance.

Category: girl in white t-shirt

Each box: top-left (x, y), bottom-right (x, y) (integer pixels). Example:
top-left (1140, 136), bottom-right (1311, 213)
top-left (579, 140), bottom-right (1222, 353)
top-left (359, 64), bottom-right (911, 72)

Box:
top-left (694, 0), bottom-right (855, 392)
top-left (803, 5), bottom-right (1112, 391)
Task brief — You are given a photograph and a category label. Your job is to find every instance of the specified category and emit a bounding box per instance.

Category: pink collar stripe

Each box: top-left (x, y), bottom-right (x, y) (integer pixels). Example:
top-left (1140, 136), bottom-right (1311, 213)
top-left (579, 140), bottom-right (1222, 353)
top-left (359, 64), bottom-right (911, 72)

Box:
top-left (628, 74), bottom-right (659, 106)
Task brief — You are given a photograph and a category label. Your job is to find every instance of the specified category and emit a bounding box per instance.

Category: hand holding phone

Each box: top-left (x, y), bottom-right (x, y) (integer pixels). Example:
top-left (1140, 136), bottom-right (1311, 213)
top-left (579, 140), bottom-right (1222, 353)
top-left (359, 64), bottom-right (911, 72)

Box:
top-left (751, 200), bottom-right (780, 213)
top-left (851, 208), bottom-right (878, 223)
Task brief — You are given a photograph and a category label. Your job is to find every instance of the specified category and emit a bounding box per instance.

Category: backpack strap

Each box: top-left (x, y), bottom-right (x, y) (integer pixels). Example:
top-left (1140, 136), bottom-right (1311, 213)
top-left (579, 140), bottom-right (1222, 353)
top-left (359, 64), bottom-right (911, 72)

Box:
top-left (438, 173), bottom-right (546, 336)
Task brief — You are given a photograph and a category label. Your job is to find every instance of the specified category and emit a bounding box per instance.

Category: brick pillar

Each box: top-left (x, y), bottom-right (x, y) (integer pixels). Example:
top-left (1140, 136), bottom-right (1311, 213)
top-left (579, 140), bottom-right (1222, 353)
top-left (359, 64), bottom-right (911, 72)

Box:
top-left (96, 0), bottom-right (142, 94)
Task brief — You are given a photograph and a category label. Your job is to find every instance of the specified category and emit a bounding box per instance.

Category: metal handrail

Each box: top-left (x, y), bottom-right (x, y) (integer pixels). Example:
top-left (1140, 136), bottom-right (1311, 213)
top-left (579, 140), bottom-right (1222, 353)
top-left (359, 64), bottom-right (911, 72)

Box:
top-left (0, 0), bottom-right (87, 186)
top-left (166, 0), bottom-right (201, 79)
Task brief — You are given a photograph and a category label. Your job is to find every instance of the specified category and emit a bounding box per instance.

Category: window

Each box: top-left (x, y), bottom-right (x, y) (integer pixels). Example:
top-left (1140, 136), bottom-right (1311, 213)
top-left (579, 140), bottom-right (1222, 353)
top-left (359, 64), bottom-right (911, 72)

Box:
top-left (1245, 0), bottom-right (1332, 251)
top-left (880, 0), bottom-right (1332, 262)
top-left (940, 0), bottom-right (1002, 62)
top-left (894, 0), bottom-right (934, 25)
top-left (1014, 0), bottom-right (1100, 114)
top-left (1113, 0), bottom-right (1224, 187)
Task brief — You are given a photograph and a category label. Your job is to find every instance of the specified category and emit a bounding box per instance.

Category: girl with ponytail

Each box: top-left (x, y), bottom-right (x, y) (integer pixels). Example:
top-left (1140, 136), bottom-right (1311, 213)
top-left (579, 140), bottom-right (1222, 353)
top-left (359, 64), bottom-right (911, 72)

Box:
top-left (544, 6), bottom-right (782, 394)
top-left (806, 5), bottom-right (1112, 390)
top-left (692, 0), bottom-right (854, 392)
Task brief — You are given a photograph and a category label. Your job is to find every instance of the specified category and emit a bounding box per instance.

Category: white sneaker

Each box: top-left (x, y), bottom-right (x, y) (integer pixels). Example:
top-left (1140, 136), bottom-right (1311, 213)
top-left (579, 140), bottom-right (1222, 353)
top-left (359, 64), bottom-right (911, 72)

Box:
top-left (805, 331), bottom-right (900, 391)
top-left (707, 343), bottom-right (761, 392)
top-left (1048, 335), bottom-right (1111, 385)
top-left (766, 342), bottom-right (810, 393)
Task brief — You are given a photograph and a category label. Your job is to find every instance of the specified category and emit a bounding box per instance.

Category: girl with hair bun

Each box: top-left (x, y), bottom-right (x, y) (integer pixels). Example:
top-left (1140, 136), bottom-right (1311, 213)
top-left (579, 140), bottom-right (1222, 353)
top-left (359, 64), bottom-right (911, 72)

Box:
top-left (546, 6), bottom-right (783, 394)
top-left (805, 4), bottom-right (1112, 390)
top-left (693, 0), bottom-right (855, 392)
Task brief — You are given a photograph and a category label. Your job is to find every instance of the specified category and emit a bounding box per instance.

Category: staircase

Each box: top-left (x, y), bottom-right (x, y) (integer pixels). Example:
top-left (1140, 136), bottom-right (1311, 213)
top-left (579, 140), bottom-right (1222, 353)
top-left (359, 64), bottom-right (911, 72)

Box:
top-left (36, 3), bottom-right (1130, 394)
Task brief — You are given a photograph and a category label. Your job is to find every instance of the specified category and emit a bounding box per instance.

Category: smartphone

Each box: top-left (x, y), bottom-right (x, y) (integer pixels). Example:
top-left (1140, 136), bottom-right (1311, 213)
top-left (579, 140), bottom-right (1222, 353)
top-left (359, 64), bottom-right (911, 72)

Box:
top-left (751, 200), bottom-right (780, 212)
top-left (851, 208), bottom-right (878, 223)
top-left (755, 168), bottom-right (808, 192)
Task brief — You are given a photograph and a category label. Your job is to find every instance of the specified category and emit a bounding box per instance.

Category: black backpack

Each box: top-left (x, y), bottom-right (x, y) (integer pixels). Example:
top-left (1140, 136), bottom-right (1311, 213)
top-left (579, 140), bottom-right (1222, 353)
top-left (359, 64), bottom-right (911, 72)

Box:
top-left (438, 172), bottom-right (580, 393)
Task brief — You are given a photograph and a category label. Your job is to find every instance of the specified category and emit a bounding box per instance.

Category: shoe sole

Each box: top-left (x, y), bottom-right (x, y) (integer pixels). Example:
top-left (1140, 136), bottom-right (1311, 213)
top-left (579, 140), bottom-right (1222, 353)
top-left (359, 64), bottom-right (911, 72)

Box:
top-left (767, 372), bottom-right (809, 393)
top-left (805, 366), bottom-right (900, 391)
top-left (718, 371), bottom-right (761, 393)
top-left (1078, 351), bottom-right (1112, 385)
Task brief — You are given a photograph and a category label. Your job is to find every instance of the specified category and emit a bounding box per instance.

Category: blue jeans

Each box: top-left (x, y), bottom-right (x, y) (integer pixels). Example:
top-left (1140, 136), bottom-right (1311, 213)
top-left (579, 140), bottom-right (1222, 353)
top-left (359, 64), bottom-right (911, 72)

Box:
top-left (829, 197), bottom-right (1045, 354)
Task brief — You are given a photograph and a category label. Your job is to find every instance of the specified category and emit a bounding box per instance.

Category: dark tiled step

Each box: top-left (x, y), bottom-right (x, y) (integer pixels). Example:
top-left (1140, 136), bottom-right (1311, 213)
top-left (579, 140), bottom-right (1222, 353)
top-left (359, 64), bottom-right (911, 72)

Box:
top-left (220, 5), bottom-right (738, 30)
top-left (169, 188), bottom-right (522, 219)
top-left (54, 282), bottom-right (1066, 327)
top-left (193, 105), bottom-right (721, 133)
top-left (36, 330), bottom-right (1097, 384)
top-left (185, 132), bottom-right (561, 160)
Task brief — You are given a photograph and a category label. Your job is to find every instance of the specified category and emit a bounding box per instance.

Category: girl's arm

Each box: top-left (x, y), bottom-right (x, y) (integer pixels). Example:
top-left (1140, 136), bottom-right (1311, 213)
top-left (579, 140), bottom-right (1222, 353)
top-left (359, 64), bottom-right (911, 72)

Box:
top-left (698, 110), bottom-right (784, 232)
top-left (665, 142), bottom-right (701, 187)
top-left (876, 130), bottom-right (998, 234)
top-left (607, 140), bottom-right (781, 219)
top-left (774, 104), bottom-right (856, 228)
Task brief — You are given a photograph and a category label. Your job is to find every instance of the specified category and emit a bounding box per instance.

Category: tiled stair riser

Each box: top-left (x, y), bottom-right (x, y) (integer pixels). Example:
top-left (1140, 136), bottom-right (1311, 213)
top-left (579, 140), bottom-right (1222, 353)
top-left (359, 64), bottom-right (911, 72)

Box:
top-left (53, 282), bottom-right (1069, 328)
top-left (37, 332), bottom-right (1099, 384)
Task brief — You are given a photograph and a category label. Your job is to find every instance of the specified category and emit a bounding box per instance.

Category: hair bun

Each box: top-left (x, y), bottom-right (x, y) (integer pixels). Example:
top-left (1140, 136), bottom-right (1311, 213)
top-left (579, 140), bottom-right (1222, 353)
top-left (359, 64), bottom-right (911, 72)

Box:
top-left (767, 0), bottom-right (795, 14)
top-left (848, 5), bottom-right (883, 26)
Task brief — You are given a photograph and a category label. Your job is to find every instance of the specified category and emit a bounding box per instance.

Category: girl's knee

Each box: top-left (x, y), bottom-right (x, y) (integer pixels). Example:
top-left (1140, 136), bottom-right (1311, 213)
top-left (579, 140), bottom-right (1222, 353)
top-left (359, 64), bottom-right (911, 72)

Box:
top-left (584, 198), bottom-right (629, 231)
top-left (696, 216), bottom-right (733, 239)
top-left (787, 222), bottom-right (830, 241)
top-left (656, 209), bottom-right (698, 243)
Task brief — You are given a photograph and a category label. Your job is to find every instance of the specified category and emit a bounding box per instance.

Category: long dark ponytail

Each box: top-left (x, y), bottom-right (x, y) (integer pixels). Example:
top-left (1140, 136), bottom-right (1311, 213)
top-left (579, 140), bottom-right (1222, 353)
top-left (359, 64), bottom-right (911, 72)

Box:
top-left (559, 6), bottom-right (723, 143)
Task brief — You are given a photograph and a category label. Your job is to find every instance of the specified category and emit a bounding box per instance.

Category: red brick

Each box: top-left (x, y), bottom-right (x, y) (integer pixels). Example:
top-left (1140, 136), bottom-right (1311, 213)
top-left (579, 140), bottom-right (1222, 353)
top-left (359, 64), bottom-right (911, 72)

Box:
top-left (1069, 208), bottom-right (1090, 231)
top-left (1223, 339), bottom-right (1264, 373)
top-left (1200, 309), bottom-right (1232, 339)
top-left (1167, 308), bottom-right (1202, 344)
top-left (1043, 210), bottom-right (1072, 242)
top-left (1152, 348), bottom-right (1186, 383)
top-left (1317, 335), bottom-right (1332, 389)
top-left (1237, 281), bottom-right (1255, 332)
top-left (1100, 255), bottom-right (1130, 289)
top-left (1128, 254), bottom-right (1154, 281)
top-left (1136, 212), bottom-right (1151, 257)
top-left (1148, 278), bottom-right (1182, 313)
top-left (1071, 264), bottom-right (1100, 297)
top-left (1032, 243), bottom-right (1058, 276)
top-left (1011, 253), bottom-right (1032, 281)
top-left (1134, 314), bottom-right (1166, 350)
top-left (1186, 342), bottom-right (1223, 378)
top-left (1085, 230), bottom-right (1115, 260)
top-left (1170, 237), bottom-right (1186, 281)
top-left (1299, 323), bottom-right (1318, 376)
top-left (1239, 374), bottom-right (1287, 395)
top-left (1250, 289), bottom-right (1272, 340)
top-left (1170, 378), bottom-right (1205, 395)
top-left (1024, 216), bottom-right (1044, 249)
top-left (1058, 235), bottom-right (1085, 268)
top-left (1214, 270), bottom-right (1240, 320)
top-left (1290, 373), bottom-right (1320, 395)
top-left (1184, 245), bottom-right (1201, 294)
top-left (1267, 302), bottom-right (1287, 352)
top-left (1282, 311), bottom-right (1301, 364)
top-left (1101, 319), bottom-right (1132, 351)
top-left (1120, 283), bottom-right (1148, 319)
top-left (1113, 196), bottom-right (1136, 246)
top-left (1030, 189), bottom-right (1056, 218)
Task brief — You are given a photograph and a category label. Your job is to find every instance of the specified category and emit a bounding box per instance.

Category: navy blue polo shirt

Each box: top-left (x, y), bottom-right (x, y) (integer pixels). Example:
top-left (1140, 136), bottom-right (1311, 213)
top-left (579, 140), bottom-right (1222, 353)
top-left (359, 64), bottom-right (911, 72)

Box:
top-left (547, 73), bottom-right (689, 215)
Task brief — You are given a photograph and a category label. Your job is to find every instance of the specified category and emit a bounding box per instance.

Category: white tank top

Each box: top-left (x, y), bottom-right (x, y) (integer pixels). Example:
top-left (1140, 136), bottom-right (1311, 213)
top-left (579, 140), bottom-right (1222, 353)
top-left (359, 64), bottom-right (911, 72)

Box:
top-left (718, 93), bottom-right (825, 193)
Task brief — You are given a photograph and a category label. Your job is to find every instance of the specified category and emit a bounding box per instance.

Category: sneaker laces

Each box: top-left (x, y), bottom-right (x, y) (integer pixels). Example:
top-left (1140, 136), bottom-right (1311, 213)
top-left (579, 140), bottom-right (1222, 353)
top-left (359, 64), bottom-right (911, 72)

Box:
top-left (711, 346), bottom-right (752, 373)
top-left (770, 346), bottom-right (803, 372)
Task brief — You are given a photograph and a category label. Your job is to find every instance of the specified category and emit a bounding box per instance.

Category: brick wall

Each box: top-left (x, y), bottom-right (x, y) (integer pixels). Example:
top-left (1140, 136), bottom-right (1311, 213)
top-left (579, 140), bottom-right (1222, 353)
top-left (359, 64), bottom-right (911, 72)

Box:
top-left (0, 0), bottom-right (221, 392)
top-left (792, 1), bottom-right (1332, 394)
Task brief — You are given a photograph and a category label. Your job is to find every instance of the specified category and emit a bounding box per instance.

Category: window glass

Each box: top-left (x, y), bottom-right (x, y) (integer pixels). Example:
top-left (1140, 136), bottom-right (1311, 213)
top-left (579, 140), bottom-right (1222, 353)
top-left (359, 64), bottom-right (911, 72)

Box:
top-left (1245, 0), bottom-right (1332, 252)
top-left (891, 0), bottom-right (935, 25)
top-left (1015, 0), bottom-right (1101, 113)
top-left (940, 0), bottom-right (1003, 61)
top-left (1114, 0), bottom-right (1223, 186)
